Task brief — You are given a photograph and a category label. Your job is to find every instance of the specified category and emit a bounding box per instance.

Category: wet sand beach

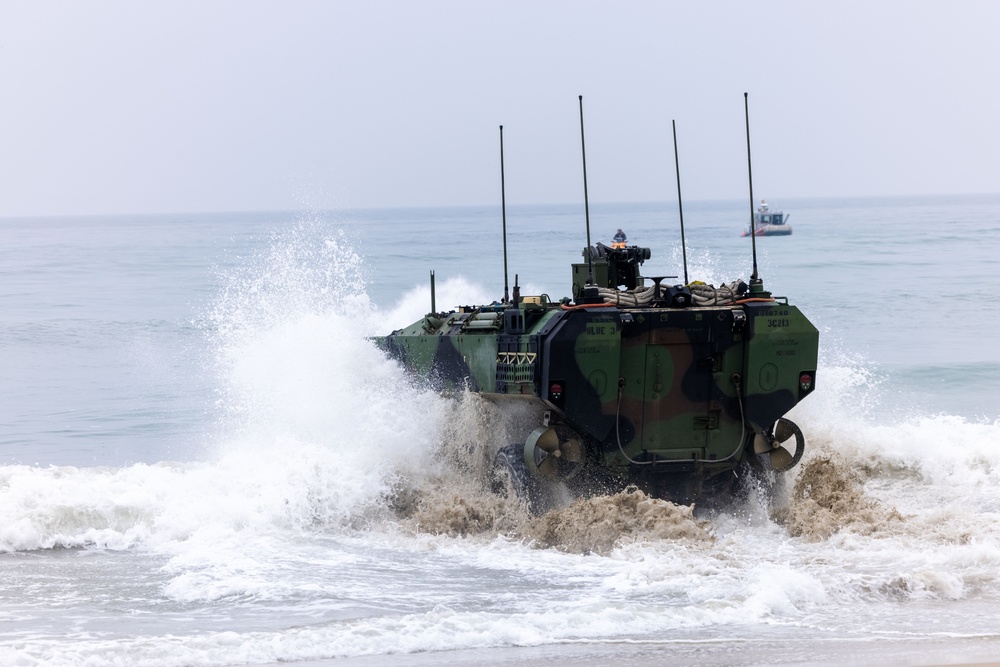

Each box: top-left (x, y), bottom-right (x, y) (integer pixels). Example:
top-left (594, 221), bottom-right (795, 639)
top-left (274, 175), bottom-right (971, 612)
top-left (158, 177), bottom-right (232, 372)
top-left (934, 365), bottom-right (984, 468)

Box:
top-left (279, 637), bottom-right (1000, 667)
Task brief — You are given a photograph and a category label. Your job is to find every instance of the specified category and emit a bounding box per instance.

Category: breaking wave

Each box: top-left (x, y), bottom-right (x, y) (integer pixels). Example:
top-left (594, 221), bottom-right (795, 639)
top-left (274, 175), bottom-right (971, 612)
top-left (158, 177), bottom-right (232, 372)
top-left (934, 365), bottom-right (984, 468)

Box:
top-left (3, 217), bottom-right (999, 591)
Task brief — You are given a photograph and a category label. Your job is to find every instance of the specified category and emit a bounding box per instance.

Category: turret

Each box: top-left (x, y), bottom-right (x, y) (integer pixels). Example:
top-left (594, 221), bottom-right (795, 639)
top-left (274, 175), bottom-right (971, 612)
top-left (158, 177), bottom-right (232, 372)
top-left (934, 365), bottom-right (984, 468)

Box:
top-left (571, 243), bottom-right (652, 301)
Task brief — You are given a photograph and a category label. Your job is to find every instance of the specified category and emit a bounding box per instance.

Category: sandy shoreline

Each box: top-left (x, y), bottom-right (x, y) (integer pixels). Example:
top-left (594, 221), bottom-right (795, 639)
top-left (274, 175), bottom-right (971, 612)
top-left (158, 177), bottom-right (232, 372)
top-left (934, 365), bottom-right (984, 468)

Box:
top-left (266, 637), bottom-right (1000, 667)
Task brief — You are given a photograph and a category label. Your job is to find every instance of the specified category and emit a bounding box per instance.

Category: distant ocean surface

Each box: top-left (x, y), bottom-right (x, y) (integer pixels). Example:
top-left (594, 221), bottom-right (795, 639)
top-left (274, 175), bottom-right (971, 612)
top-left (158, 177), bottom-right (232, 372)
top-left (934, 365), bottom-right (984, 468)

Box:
top-left (2, 195), bottom-right (1000, 666)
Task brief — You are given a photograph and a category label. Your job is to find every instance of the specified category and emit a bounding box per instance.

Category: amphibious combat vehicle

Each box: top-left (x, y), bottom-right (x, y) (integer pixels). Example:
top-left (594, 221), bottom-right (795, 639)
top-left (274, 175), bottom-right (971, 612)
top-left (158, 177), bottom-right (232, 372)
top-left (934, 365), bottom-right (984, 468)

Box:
top-left (376, 97), bottom-right (819, 512)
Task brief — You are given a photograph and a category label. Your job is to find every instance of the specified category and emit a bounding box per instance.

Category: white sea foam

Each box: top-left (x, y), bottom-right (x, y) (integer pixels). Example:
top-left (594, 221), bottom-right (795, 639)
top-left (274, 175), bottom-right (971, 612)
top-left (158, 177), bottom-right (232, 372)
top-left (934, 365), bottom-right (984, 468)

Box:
top-left (4, 240), bottom-right (999, 569)
top-left (382, 275), bottom-right (500, 331)
top-left (5, 207), bottom-right (1000, 665)
top-left (2, 220), bottom-right (450, 561)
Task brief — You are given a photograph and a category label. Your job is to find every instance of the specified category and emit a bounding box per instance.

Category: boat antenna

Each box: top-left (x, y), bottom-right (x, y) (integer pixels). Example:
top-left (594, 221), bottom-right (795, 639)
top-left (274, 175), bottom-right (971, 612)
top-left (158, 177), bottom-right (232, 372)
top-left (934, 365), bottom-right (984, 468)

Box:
top-left (578, 95), bottom-right (594, 285)
top-left (499, 125), bottom-right (510, 303)
top-left (744, 92), bottom-right (760, 283)
top-left (672, 119), bottom-right (689, 286)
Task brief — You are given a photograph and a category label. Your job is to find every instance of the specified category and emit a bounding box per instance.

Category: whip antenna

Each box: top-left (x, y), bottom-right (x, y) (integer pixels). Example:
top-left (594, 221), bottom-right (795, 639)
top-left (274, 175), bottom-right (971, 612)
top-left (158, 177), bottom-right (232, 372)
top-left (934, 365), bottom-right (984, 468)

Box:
top-left (499, 125), bottom-right (510, 303)
top-left (578, 95), bottom-right (594, 285)
top-left (744, 92), bottom-right (760, 283)
top-left (672, 119), bottom-right (689, 285)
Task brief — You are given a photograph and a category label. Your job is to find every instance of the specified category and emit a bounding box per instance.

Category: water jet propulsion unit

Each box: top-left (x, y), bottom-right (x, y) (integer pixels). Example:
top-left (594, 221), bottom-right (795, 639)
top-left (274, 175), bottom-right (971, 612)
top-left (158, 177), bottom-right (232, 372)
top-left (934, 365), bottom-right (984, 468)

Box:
top-left (375, 96), bottom-right (818, 511)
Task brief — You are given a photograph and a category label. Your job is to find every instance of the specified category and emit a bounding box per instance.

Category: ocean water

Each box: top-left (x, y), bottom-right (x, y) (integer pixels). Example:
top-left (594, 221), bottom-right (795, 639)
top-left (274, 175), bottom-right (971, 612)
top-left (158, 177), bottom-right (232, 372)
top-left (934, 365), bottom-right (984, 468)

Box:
top-left (2, 196), bottom-right (1000, 666)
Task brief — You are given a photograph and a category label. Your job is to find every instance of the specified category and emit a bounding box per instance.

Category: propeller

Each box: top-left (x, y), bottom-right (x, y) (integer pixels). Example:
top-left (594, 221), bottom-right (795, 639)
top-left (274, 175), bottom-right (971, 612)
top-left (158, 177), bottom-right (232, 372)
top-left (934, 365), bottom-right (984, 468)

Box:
top-left (525, 425), bottom-right (584, 481)
top-left (752, 417), bottom-right (805, 472)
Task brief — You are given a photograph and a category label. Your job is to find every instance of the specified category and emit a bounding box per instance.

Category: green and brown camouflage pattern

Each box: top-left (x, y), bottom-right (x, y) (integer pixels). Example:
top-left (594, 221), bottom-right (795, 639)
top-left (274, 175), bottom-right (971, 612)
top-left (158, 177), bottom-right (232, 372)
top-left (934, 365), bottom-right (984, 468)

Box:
top-left (375, 243), bottom-right (819, 504)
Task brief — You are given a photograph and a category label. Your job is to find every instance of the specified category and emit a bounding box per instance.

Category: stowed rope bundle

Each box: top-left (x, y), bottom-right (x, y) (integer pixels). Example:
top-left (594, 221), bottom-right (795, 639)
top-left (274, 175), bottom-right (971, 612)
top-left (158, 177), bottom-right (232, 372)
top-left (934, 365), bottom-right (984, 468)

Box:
top-left (598, 279), bottom-right (748, 307)
top-left (688, 280), bottom-right (747, 306)
top-left (596, 286), bottom-right (656, 307)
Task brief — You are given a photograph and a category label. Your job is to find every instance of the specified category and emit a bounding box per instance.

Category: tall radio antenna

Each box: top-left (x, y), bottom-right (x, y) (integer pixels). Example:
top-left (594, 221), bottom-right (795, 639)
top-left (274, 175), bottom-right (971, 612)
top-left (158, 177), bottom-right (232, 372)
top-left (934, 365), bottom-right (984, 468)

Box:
top-left (672, 119), bottom-right (689, 286)
top-left (578, 95), bottom-right (594, 285)
top-left (499, 125), bottom-right (510, 303)
top-left (744, 92), bottom-right (760, 283)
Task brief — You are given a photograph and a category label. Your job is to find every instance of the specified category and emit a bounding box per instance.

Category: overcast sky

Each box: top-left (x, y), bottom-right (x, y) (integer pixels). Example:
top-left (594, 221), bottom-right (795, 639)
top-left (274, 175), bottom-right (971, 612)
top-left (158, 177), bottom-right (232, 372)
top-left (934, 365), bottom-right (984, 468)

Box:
top-left (2, 1), bottom-right (999, 216)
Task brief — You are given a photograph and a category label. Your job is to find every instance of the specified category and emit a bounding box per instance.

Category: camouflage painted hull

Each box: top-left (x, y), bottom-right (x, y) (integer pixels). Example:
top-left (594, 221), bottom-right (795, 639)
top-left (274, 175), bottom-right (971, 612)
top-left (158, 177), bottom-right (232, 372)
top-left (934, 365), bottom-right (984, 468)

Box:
top-left (376, 248), bottom-right (818, 508)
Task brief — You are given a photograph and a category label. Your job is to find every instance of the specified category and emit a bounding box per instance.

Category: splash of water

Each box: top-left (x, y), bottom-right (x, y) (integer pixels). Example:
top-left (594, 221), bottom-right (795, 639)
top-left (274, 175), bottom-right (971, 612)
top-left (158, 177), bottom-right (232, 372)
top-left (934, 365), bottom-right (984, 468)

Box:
top-left (773, 453), bottom-right (904, 541)
top-left (5, 213), bottom-right (1000, 562)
